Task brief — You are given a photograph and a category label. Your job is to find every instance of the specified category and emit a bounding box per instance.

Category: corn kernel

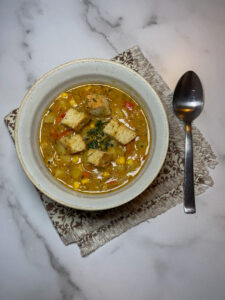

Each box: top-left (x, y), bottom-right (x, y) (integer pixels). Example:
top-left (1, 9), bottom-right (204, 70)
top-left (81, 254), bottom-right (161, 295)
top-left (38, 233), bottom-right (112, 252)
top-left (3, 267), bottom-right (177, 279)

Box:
top-left (90, 123), bottom-right (95, 129)
top-left (102, 184), bottom-right (108, 191)
top-left (60, 92), bottom-right (68, 99)
top-left (81, 178), bottom-right (90, 185)
top-left (85, 86), bottom-right (92, 91)
top-left (78, 164), bottom-right (83, 171)
top-left (72, 156), bottom-right (79, 164)
top-left (41, 142), bottom-right (48, 149)
top-left (73, 181), bottom-right (80, 189)
top-left (103, 171), bottom-right (110, 178)
top-left (69, 99), bottom-right (76, 106)
top-left (127, 159), bottom-right (133, 165)
top-left (116, 156), bottom-right (125, 165)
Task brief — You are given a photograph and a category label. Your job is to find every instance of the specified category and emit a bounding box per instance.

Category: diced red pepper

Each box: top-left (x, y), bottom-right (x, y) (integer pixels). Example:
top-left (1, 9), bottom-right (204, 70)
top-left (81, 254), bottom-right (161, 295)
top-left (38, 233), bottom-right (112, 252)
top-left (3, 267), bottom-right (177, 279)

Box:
top-left (123, 101), bottom-right (135, 111)
top-left (82, 171), bottom-right (91, 179)
top-left (55, 110), bottom-right (67, 124)
top-left (61, 112), bottom-right (66, 119)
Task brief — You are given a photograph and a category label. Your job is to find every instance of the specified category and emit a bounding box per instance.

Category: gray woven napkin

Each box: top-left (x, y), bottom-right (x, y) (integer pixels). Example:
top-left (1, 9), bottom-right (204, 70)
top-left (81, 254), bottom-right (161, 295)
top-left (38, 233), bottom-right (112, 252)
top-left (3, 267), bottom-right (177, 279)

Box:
top-left (4, 46), bottom-right (218, 257)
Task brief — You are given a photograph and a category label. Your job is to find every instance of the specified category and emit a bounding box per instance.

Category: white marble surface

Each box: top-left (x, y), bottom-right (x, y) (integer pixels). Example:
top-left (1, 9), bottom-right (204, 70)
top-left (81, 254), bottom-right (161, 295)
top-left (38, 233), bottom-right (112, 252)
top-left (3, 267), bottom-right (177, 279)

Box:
top-left (1, 0), bottom-right (225, 299)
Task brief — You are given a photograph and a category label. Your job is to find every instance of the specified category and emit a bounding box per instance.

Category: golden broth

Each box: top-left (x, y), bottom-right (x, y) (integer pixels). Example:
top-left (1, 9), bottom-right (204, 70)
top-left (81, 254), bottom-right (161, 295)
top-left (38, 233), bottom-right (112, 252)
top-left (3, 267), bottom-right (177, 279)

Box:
top-left (39, 84), bottom-right (150, 193)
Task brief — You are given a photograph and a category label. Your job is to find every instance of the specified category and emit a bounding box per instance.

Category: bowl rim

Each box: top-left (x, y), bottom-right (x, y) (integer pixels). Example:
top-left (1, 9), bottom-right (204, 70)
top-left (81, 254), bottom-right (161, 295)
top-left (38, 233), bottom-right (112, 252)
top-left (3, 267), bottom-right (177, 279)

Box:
top-left (15, 58), bottom-right (169, 210)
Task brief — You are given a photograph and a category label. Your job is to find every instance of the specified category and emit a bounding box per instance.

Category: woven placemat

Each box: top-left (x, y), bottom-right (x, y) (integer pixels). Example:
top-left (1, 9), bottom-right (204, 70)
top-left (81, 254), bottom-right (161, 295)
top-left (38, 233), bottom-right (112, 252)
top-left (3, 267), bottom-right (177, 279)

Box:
top-left (4, 46), bottom-right (218, 257)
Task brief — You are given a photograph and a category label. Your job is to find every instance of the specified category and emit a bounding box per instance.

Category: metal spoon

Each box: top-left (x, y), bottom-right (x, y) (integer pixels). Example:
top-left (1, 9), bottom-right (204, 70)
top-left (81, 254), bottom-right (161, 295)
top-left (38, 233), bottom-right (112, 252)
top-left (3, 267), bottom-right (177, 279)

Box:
top-left (173, 71), bottom-right (204, 214)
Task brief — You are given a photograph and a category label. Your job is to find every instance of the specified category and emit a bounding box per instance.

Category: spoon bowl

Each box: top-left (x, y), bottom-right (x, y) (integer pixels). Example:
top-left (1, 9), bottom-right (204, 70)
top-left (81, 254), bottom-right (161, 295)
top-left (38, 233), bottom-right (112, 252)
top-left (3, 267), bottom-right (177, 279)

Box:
top-left (173, 71), bottom-right (204, 123)
top-left (173, 71), bottom-right (204, 214)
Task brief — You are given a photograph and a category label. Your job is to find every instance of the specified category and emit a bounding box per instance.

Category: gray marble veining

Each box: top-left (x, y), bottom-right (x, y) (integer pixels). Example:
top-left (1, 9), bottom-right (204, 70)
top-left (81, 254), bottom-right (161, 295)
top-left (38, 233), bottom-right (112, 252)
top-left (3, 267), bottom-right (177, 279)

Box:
top-left (82, 0), bottom-right (121, 53)
top-left (1, 178), bottom-right (87, 300)
top-left (1, 0), bottom-right (225, 299)
top-left (16, 0), bottom-right (40, 89)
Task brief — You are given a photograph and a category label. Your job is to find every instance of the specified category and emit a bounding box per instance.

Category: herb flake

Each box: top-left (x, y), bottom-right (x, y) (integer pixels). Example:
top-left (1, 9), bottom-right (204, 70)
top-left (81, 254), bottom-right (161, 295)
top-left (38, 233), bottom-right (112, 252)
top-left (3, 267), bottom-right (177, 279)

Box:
top-left (85, 120), bottom-right (114, 150)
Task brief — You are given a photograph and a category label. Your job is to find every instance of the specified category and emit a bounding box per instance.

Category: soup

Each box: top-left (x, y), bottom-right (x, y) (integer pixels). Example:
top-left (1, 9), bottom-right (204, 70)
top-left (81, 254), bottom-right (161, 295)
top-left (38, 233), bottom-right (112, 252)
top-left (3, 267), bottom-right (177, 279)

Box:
top-left (39, 84), bottom-right (150, 193)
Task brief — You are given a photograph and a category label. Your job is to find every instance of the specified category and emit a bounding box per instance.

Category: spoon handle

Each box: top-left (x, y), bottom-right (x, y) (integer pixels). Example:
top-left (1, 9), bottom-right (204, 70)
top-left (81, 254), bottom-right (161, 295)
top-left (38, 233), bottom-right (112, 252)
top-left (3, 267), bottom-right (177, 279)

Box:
top-left (184, 123), bottom-right (196, 214)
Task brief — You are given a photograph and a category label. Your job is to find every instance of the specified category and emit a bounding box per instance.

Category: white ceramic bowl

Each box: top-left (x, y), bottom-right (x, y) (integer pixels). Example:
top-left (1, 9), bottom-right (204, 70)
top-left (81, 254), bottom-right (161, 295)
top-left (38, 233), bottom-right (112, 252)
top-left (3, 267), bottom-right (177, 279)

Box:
top-left (15, 59), bottom-right (169, 211)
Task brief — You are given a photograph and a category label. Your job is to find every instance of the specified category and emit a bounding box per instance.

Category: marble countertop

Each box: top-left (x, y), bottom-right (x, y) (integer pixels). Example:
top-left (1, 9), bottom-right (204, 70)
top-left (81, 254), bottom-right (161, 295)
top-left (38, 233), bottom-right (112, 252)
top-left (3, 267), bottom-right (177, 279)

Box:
top-left (1, 0), bottom-right (225, 299)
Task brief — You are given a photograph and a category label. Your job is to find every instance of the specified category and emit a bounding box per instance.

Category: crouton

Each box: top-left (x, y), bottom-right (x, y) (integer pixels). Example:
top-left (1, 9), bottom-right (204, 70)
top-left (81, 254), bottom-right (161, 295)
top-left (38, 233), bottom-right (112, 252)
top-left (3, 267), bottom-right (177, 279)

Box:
top-left (87, 149), bottom-right (112, 167)
top-left (61, 108), bottom-right (90, 131)
top-left (103, 119), bottom-right (136, 145)
top-left (103, 119), bottom-right (119, 136)
top-left (85, 94), bottom-right (111, 116)
top-left (115, 125), bottom-right (137, 145)
top-left (59, 134), bottom-right (86, 154)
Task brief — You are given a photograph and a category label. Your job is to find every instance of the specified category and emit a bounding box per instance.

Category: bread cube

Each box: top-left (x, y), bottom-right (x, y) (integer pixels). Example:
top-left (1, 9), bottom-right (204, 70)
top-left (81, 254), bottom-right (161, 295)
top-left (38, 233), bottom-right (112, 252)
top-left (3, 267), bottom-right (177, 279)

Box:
top-left (59, 134), bottom-right (86, 154)
top-left (61, 108), bottom-right (90, 131)
top-left (103, 119), bottom-right (136, 145)
top-left (87, 149), bottom-right (112, 167)
top-left (103, 119), bottom-right (119, 136)
top-left (115, 125), bottom-right (137, 145)
top-left (85, 94), bottom-right (111, 116)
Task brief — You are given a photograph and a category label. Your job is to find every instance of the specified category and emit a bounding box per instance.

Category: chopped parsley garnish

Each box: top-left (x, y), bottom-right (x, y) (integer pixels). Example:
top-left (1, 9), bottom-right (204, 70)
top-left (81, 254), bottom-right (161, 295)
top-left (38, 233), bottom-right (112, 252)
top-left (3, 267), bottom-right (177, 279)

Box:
top-left (102, 137), bottom-right (111, 151)
top-left (85, 120), bottom-right (113, 150)
top-left (87, 120), bottom-right (103, 136)
top-left (87, 139), bottom-right (98, 149)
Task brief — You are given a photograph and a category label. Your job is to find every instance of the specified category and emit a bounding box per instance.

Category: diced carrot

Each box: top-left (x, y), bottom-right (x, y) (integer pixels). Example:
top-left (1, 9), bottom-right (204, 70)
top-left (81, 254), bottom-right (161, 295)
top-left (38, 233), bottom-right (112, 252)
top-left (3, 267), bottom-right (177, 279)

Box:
top-left (60, 129), bottom-right (73, 138)
top-left (82, 171), bottom-right (91, 179)
top-left (107, 180), bottom-right (118, 185)
top-left (80, 90), bottom-right (88, 98)
top-left (51, 129), bottom-right (73, 140)
top-left (85, 164), bottom-right (94, 171)
top-left (55, 110), bottom-right (67, 124)
top-left (95, 85), bottom-right (103, 93)
top-left (54, 106), bottom-right (61, 113)
top-left (123, 101), bottom-right (135, 111)
top-left (55, 115), bottom-right (62, 124)
top-left (67, 94), bottom-right (73, 100)
top-left (51, 131), bottom-right (61, 140)
top-left (126, 142), bottom-right (134, 153)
